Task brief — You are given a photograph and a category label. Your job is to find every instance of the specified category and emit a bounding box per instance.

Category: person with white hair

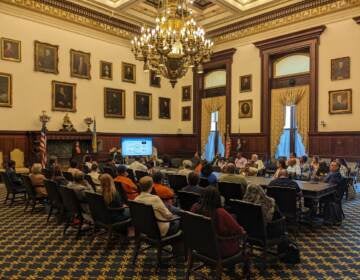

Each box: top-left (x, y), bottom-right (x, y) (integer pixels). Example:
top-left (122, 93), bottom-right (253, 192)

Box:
top-left (247, 154), bottom-right (265, 175)
top-left (178, 160), bottom-right (193, 177)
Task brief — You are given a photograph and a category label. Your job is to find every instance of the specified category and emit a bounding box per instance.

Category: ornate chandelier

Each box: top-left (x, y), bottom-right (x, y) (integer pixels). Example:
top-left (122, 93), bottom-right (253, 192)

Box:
top-left (131, 0), bottom-right (213, 87)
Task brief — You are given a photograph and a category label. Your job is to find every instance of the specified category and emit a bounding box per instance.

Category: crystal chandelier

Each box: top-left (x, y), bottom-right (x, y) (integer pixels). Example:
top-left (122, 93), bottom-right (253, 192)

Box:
top-left (131, 0), bottom-right (213, 87)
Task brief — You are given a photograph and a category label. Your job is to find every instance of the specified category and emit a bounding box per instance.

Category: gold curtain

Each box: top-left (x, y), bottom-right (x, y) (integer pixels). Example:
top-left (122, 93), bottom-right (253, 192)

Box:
top-left (270, 85), bottom-right (310, 158)
top-left (201, 96), bottom-right (226, 154)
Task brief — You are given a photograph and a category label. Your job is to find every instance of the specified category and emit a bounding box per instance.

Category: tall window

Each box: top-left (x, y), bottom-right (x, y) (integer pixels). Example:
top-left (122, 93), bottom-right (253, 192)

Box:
top-left (284, 105), bottom-right (296, 129)
top-left (210, 111), bottom-right (219, 131)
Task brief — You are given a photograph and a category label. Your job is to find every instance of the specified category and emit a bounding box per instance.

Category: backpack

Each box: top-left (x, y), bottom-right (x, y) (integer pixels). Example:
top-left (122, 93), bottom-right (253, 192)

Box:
top-left (278, 239), bottom-right (301, 264)
top-left (323, 201), bottom-right (344, 226)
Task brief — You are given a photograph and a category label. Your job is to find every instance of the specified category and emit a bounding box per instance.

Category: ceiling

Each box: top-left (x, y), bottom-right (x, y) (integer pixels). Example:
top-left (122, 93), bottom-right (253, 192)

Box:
top-left (74, 0), bottom-right (303, 30)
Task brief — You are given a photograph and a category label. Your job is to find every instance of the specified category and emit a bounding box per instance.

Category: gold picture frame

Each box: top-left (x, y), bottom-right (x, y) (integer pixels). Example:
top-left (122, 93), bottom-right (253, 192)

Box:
top-left (100, 61), bottom-right (113, 80)
top-left (182, 106), bottom-right (191, 121)
top-left (51, 81), bottom-right (76, 112)
top-left (70, 49), bottom-right (91, 79)
top-left (159, 97), bottom-right (171, 119)
top-left (104, 88), bottom-right (125, 118)
top-left (328, 89), bottom-right (352, 115)
top-left (150, 70), bottom-right (161, 87)
top-left (1, 38), bottom-right (21, 62)
top-left (182, 85), bottom-right (191, 101)
top-left (238, 99), bottom-right (253, 118)
top-left (34, 40), bottom-right (59, 74)
top-left (0, 72), bottom-right (12, 107)
top-left (122, 62), bottom-right (136, 83)
top-left (134, 91), bottom-right (152, 120)
top-left (331, 57), bottom-right (350, 81)
top-left (240, 74), bottom-right (252, 92)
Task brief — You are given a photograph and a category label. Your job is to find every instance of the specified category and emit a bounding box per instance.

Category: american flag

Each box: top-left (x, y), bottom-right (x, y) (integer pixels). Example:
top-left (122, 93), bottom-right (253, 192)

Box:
top-left (39, 126), bottom-right (47, 168)
top-left (225, 124), bottom-right (231, 159)
top-left (92, 117), bottom-right (97, 153)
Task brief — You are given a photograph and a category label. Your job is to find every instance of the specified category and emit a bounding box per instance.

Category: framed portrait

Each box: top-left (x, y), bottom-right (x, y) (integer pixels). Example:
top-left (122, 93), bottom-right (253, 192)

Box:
top-left (1, 38), bottom-right (21, 62)
top-left (134, 91), bottom-right (152, 120)
top-left (70, 49), bottom-right (91, 79)
top-left (100, 61), bottom-right (113, 80)
top-left (0, 73), bottom-right (12, 107)
top-left (159, 97), bottom-right (171, 119)
top-left (182, 85), bottom-right (191, 101)
top-left (182, 106), bottom-right (191, 121)
top-left (34, 41), bottom-right (59, 74)
top-left (331, 57), bottom-right (350, 81)
top-left (104, 88), bottom-right (125, 118)
top-left (240, 74), bottom-right (252, 92)
top-left (150, 70), bottom-right (161, 87)
top-left (122, 62), bottom-right (136, 83)
top-left (238, 99), bottom-right (253, 118)
top-left (329, 89), bottom-right (352, 115)
top-left (52, 81), bottom-right (76, 112)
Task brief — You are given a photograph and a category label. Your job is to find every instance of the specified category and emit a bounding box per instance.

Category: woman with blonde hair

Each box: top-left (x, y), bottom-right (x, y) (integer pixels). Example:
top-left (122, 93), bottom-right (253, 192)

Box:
top-left (30, 163), bottom-right (47, 197)
top-left (100, 174), bottom-right (130, 223)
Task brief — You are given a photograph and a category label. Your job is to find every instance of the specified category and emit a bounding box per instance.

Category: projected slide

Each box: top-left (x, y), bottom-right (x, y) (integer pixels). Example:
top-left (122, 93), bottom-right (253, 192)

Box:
top-left (121, 137), bottom-right (153, 156)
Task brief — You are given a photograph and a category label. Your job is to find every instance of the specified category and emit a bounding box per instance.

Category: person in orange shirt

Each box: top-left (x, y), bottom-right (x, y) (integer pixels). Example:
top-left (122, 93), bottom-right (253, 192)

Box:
top-left (194, 160), bottom-right (206, 174)
top-left (152, 172), bottom-right (174, 202)
top-left (114, 165), bottom-right (139, 200)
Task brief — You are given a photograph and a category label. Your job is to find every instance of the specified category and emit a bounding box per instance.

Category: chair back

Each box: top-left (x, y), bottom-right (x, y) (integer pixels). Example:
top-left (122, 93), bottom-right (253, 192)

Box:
top-left (199, 177), bottom-right (209, 187)
top-left (229, 199), bottom-right (266, 241)
top-left (85, 192), bottom-right (112, 225)
top-left (42, 168), bottom-right (52, 179)
top-left (168, 174), bottom-right (188, 192)
top-left (128, 200), bottom-right (161, 239)
top-left (1, 172), bottom-right (14, 193)
top-left (114, 182), bottom-right (129, 203)
top-left (127, 169), bottom-right (136, 182)
top-left (44, 179), bottom-right (63, 207)
top-left (266, 186), bottom-right (297, 218)
top-left (21, 175), bottom-right (37, 199)
top-left (135, 170), bottom-right (148, 181)
top-left (177, 191), bottom-right (200, 211)
top-left (181, 211), bottom-right (219, 259)
top-left (58, 186), bottom-right (82, 215)
top-left (84, 175), bottom-right (97, 192)
top-left (63, 171), bottom-right (74, 182)
top-left (218, 182), bottom-right (244, 204)
top-left (103, 166), bottom-right (116, 178)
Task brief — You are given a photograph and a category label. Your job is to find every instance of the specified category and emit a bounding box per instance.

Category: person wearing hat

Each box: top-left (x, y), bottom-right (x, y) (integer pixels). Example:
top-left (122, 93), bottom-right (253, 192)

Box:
top-left (178, 160), bottom-right (193, 177)
top-left (114, 165), bottom-right (139, 200)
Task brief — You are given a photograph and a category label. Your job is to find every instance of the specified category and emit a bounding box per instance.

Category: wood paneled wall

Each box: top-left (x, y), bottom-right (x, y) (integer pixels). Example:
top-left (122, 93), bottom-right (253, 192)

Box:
top-left (0, 131), bottom-right (29, 166)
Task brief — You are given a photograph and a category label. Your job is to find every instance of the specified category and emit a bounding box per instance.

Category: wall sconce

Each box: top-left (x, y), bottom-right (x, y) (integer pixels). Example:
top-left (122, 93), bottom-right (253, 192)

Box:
top-left (320, 120), bottom-right (326, 127)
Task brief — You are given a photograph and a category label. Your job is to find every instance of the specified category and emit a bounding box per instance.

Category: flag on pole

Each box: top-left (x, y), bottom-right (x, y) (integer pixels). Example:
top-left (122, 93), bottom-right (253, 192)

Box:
top-left (39, 125), bottom-right (47, 168)
top-left (225, 124), bottom-right (231, 159)
top-left (92, 117), bottom-right (97, 153)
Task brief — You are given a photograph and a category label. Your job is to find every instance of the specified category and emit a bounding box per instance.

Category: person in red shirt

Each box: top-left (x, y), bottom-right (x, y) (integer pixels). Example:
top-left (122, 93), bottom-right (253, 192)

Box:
top-left (152, 172), bottom-right (174, 201)
top-left (114, 165), bottom-right (139, 200)
top-left (191, 186), bottom-right (246, 258)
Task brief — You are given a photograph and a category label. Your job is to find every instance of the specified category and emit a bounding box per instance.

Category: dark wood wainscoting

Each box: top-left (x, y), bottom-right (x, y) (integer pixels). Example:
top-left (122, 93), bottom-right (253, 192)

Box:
top-left (309, 132), bottom-right (360, 161)
top-left (230, 133), bottom-right (268, 160)
top-left (0, 131), bottom-right (197, 167)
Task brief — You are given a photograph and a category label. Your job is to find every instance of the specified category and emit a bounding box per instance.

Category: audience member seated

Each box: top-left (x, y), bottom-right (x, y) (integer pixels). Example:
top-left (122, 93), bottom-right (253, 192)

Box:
top-left (29, 163), bottom-right (48, 197)
top-left (194, 159), bottom-right (206, 174)
top-left (337, 158), bottom-right (350, 177)
top-left (67, 171), bottom-right (94, 217)
top-left (191, 151), bottom-right (201, 167)
top-left (128, 156), bottom-right (148, 172)
top-left (146, 161), bottom-right (156, 175)
top-left (273, 158), bottom-right (287, 178)
top-left (83, 155), bottom-right (93, 173)
top-left (323, 161), bottom-right (343, 186)
top-left (311, 156), bottom-right (320, 173)
top-left (316, 161), bottom-right (329, 178)
top-left (114, 165), bottom-right (138, 200)
top-left (135, 176), bottom-right (180, 237)
top-left (46, 156), bottom-right (58, 173)
top-left (182, 172), bottom-right (203, 195)
top-left (51, 165), bottom-right (68, 186)
top-left (5, 160), bottom-right (23, 187)
top-left (152, 172), bottom-right (175, 201)
top-left (246, 154), bottom-right (265, 176)
top-left (100, 174), bottom-right (131, 223)
top-left (287, 158), bottom-right (301, 178)
top-left (288, 152), bottom-right (300, 166)
top-left (218, 163), bottom-right (247, 187)
top-left (191, 186), bottom-right (246, 257)
top-left (200, 163), bottom-right (217, 185)
top-left (178, 160), bottom-right (193, 177)
top-left (299, 155), bottom-right (311, 180)
top-left (269, 169), bottom-right (302, 194)
top-left (215, 157), bottom-right (227, 170)
top-left (89, 163), bottom-right (101, 186)
top-left (67, 159), bottom-right (81, 176)
top-left (235, 152), bottom-right (247, 169)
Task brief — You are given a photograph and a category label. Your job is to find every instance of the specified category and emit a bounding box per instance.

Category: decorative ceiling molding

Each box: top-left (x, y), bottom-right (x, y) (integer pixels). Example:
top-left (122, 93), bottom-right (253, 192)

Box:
top-left (354, 16), bottom-right (360, 24)
top-left (209, 0), bottom-right (360, 43)
top-left (1, 0), bottom-right (141, 39)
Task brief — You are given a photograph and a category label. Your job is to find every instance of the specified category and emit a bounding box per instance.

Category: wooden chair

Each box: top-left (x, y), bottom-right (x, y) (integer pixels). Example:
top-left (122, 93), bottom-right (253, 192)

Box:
top-left (128, 200), bottom-right (183, 268)
top-left (21, 175), bottom-right (46, 213)
top-left (218, 182), bottom-right (245, 205)
top-left (0, 171), bottom-right (26, 206)
top-left (10, 148), bottom-right (29, 174)
top-left (167, 174), bottom-right (188, 192)
top-left (182, 211), bottom-right (250, 280)
top-left (86, 192), bottom-right (131, 248)
top-left (177, 191), bottom-right (200, 211)
top-left (44, 179), bottom-right (64, 223)
top-left (199, 177), bottom-right (210, 187)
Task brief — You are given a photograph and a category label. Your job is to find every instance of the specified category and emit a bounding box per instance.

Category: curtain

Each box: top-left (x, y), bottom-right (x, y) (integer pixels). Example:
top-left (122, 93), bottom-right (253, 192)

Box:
top-left (201, 96), bottom-right (226, 155)
top-left (271, 89), bottom-right (285, 159)
top-left (275, 129), bottom-right (290, 159)
top-left (205, 131), bottom-right (216, 162)
top-left (217, 134), bottom-right (225, 157)
top-left (295, 85), bottom-right (310, 153)
top-left (295, 131), bottom-right (306, 157)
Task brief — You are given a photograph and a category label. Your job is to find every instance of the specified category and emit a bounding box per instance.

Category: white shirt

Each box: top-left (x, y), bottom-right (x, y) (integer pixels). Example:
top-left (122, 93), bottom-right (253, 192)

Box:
top-left (134, 192), bottom-right (173, 236)
top-left (287, 165), bottom-right (301, 176)
top-left (128, 161), bottom-right (148, 172)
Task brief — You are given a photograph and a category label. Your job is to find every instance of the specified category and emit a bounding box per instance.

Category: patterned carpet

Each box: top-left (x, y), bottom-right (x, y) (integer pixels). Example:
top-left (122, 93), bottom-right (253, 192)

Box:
top-left (0, 184), bottom-right (359, 280)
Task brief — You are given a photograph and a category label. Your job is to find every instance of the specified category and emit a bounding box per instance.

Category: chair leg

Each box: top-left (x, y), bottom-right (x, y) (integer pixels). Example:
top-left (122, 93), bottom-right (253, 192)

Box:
top-left (76, 218), bottom-right (83, 239)
top-left (185, 250), bottom-right (193, 280)
top-left (24, 199), bottom-right (29, 212)
top-left (132, 235), bottom-right (141, 265)
top-left (31, 200), bottom-right (36, 213)
top-left (47, 205), bottom-right (53, 223)
top-left (10, 193), bottom-right (15, 207)
top-left (4, 192), bottom-right (9, 204)
top-left (215, 262), bottom-right (223, 280)
top-left (157, 244), bottom-right (162, 269)
top-left (106, 227), bottom-right (113, 248)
